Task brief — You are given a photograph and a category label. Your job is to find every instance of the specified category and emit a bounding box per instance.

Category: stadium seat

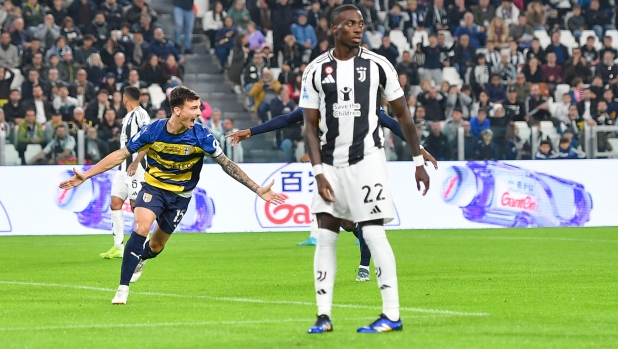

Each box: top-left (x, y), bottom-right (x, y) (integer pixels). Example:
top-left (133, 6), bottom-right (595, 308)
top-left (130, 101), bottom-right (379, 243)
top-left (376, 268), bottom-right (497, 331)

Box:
top-left (270, 68), bottom-right (281, 81)
top-left (540, 121), bottom-right (559, 140)
top-left (547, 98), bottom-right (557, 115)
top-left (377, 11), bottom-right (387, 23)
top-left (366, 31), bottom-right (383, 50)
top-left (411, 29), bottom-right (429, 48)
top-left (554, 84), bottom-right (570, 103)
top-left (265, 30), bottom-right (273, 47)
top-left (442, 67), bottom-right (463, 87)
top-left (534, 30), bottom-right (551, 49)
top-left (605, 30), bottom-right (618, 50)
top-left (514, 121), bottom-right (531, 143)
top-left (559, 30), bottom-right (578, 49)
top-left (389, 30), bottom-right (408, 55)
top-left (24, 144), bottom-right (42, 164)
top-left (579, 30), bottom-right (601, 49)
top-left (148, 84), bottom-right (166, 109)
top-left (439, 30), bottom-right (454, 48)
top-left (607, 138), bottom-right (618, 155)
top-left (548, 134), bottom-right (561, 149)
top-left (563, 12), bottom-right (573, 30)
top-left (409, 85), bottom-right (422, 98)
top-left (3, 143), bottom-right (21, 165)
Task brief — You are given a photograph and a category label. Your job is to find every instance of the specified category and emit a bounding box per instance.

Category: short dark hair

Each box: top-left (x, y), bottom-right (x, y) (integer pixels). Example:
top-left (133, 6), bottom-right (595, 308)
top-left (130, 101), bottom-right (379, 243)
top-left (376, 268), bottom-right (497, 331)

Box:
top-left (56, 124), bottom-right (66, 130)
top-left (559, 137), bottom-right (570, 144)
top-left (169, 86), bottom-right (200, 109)
top-left (123, 86), bottom-right (140, 101)
top-left (98, 89), bottom-right (109, 96)
top-left (540, 140), bottom-right (551, 146)
top-left (25, 108), bottom-right (35, 115)
top-left (330, 4), bottom-right (359, 25)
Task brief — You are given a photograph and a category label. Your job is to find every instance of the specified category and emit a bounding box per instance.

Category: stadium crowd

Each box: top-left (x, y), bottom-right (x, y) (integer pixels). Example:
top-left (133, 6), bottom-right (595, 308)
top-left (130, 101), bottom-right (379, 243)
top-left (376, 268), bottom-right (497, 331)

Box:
top-left (2, 0), bottom-right (618, 165)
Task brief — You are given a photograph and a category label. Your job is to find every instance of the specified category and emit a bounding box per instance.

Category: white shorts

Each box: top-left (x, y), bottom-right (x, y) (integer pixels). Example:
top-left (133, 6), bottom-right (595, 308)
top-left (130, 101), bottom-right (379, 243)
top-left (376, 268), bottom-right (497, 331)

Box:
top-left (111, 167), bottom-right (145, 201)
top-left (312, 150), bottom-right (395, 224)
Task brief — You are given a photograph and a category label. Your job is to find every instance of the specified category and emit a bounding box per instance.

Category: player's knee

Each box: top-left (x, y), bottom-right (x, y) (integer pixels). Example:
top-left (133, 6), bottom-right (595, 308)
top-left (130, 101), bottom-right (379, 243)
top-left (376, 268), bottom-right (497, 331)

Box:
top-left (340, 220), bottom-right (355, 232)
top-left (149, 239), bottom-right (165, 252)
top-left (110, 197), bottom-right (124, 211)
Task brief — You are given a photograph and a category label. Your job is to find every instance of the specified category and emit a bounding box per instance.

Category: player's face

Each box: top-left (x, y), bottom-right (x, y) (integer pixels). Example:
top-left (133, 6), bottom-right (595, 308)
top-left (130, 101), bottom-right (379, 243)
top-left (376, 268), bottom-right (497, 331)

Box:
top-left (176, 99), bottom-right (201, 130)
top-left (333, 10), bottom-right (364, 48)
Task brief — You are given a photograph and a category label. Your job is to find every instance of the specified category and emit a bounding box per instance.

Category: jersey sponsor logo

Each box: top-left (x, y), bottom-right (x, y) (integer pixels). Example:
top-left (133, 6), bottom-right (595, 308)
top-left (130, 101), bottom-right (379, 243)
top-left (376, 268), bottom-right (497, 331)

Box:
top-left (339, 87), bottom-right (352, 101)
top-left (333, 102), bottom-right (361, 117)
top-left (324, 66), bottom-right (334, 75)
top-left (255, 163), bottom-right (401, 228)
top-left (302, 86), bottom-right (309, 99)
top-left (356, 66), bottom-right (367, 82)
top-left (321, 74), bottom-right (335, 84)
top-left (142, 193), bottom-right (152, 203)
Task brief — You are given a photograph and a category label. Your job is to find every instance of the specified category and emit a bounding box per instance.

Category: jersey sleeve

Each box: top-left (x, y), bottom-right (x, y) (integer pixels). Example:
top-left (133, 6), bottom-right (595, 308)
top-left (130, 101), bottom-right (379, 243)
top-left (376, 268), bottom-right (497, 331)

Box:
top-left (199, 126), bottom-right (224, 158)
top-left (379, 60), bottom-right (405, 102)
top-left (126, 123), bottom-right (152, 154)
top-left (299, 66), bottom-right (320, 109)
top-left (137, 109), bottom-right (150, 129)
top-left (249, 108), bottom-right (303, 136)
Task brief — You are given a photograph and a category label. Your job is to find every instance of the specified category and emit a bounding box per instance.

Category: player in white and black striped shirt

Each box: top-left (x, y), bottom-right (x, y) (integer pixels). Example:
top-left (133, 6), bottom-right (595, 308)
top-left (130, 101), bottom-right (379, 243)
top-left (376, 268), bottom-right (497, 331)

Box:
top-left (300, 4), bottom-right (430, 334)
top-left (99, 87), bottom-right (150, 260)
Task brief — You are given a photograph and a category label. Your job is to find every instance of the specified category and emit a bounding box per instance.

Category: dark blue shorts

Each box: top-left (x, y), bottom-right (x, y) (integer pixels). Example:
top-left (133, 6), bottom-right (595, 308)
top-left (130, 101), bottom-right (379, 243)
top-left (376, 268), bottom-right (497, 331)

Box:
top-left (134, 183), bottom-right (192, 234)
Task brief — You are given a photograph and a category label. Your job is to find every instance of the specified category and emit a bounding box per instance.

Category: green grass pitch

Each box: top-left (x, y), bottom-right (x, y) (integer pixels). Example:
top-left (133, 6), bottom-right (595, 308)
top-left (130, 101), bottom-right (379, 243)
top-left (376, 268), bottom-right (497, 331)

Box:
top-left (0, 227), bottom-right (617, 348)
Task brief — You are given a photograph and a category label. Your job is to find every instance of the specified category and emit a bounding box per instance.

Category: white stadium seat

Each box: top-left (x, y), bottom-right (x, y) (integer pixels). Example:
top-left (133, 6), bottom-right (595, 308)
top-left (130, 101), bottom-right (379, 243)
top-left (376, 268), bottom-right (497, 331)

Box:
top-left (605, 30), bottom-right (618, 50)
top-left (547, 98), bottom-right (557, 116)
top-left (514, 121), bottom-right (531, 143)
top-left (559, 30), bottom-right (578, 49)
top-left (579, 30), bottom-right (602, 50)
top-left (555, 84), bottom-right (570, 103)
top-left (411, 29), bottom-right (429, 48)
top-left (265, 30), bottom-right (273, 47)
top-left (24, 144), bottom-right (41, 164)
top-left (377, 11), bottom-right (387, 23)
top-left (439, 30), bottom-right (454, 48)
top-left (540, 120), bottom-right (558, 137)
top-left (3, 143), bottom-right (21, 165)
top-left (607, 138), bottom-right (618, 155)
top-left (366, 30), bottom-right (383, 50)
top-left (534, 30), bottom-right (551, 49)
top-left (270, 68), bottom-right (281, 81)
top-left (442, 67), bottom-right (462, 87)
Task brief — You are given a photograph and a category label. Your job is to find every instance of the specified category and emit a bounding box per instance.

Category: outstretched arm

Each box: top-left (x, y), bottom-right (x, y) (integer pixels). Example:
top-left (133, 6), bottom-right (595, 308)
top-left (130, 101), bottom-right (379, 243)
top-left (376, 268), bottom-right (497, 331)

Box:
top-left (59, 148), bottom-right (131, 189)
top-left (225, 108), bottom-right (304, 146)
top-left (213, 153), bottom-right (285, 204)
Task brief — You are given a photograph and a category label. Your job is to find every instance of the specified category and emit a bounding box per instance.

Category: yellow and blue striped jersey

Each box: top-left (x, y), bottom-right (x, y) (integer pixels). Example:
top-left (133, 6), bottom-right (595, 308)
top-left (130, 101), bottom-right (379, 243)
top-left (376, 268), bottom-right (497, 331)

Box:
top-left (126, 119), bottom-right (223, 193)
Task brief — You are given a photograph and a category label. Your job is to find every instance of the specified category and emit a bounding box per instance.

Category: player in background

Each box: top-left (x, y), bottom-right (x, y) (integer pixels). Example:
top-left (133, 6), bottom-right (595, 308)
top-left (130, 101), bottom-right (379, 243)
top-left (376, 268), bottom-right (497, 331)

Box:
top-left (60, 87), bottom-right (285, 304)
top-left (99, 86), bottom-right (150, 259)
top-left (225, 107), bottom-right (438, 282)
top-left (300, 5), bottom-right (430, 333)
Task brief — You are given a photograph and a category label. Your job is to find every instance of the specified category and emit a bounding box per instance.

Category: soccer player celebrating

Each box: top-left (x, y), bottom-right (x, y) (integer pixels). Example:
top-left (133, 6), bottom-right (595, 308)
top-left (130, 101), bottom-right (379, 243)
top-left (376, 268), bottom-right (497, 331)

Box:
top-left (100, 87), bottom-right (150, 259)
top-left (59, 87), bottom-right (285, 304)
top-left (225, 107), bottom-right (438, 282)
top-left (300, 5), bottom-right (430, 333)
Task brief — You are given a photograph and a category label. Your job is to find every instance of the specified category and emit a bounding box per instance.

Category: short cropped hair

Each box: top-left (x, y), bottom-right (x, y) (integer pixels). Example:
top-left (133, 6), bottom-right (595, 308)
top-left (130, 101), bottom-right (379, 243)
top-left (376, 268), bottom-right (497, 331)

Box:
top-left (331, 4), bottom-right (359, 25)
top-left (123, 86), bottom-right (140, 101)
top-left (170, 86), bottom-right (200, 109)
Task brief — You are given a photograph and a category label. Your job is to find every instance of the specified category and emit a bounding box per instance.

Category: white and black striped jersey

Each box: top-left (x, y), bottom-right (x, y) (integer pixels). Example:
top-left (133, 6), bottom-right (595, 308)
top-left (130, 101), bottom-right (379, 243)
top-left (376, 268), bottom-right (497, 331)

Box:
top-left (299, 48), bottom-right (404, 167)
top-left (119, 106), bottom-right (150, 171)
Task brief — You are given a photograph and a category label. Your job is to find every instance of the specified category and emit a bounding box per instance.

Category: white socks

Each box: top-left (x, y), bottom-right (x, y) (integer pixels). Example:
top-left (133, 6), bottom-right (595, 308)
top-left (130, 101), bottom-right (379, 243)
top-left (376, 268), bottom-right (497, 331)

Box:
top-left (111, 210), bottom-right (125, 248)
top-left (314, 228), bottom-right (339, 317)
top-left (362, 225), bottom-right (400, 321)
top-left (309, 218), bottom-right (318, 239)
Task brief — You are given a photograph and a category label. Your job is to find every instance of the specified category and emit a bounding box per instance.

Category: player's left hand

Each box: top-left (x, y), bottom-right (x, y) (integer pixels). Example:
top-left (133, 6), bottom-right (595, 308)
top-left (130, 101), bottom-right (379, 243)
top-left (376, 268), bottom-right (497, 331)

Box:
top-left (415, 166), bottom-right (430, 196)
top-left (59, 168), bottom-right (88, 190)
top-left (127, 162), bottom-right (138, 176)
top-left (225, 129), bottom-right (251, 146)
top-left (257, 179), bottom-right (286, 205)
top-left (422, 149), bottom-right (438, 170)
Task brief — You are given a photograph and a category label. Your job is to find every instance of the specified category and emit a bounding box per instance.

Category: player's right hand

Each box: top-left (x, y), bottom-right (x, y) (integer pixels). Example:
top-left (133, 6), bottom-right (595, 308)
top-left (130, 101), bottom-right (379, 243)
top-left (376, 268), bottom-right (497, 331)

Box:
top-left (224, 129), bottom-right (251, 146)
top-left (59, 168), bottom-right (87, 190)
top-left (257, 179), bottom-right (286, 205)
top-left (415, 166), bottom-right (430, 196)
top-left (316, 175), bottom-right (336, 202)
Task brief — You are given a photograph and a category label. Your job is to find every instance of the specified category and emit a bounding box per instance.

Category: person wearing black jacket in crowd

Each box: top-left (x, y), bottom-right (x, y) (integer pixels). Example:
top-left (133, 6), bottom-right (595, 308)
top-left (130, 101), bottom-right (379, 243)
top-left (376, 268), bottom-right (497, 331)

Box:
top-left (267, 0), bottom-right (293, 56)
top-left (2, 89), bottom-right (26, 124)
top-left (395, 51), bottom-right (420, 86)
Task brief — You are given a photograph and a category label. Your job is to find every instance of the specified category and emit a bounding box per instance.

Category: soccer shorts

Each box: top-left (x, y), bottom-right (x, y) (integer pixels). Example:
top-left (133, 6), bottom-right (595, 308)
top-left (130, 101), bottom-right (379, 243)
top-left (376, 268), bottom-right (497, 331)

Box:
top-left (111, 167), bottom-right (145, 201)
top-left (133, 183), bottom-right (192, 234)
top-left (312, 149), bottom-right (395, 224)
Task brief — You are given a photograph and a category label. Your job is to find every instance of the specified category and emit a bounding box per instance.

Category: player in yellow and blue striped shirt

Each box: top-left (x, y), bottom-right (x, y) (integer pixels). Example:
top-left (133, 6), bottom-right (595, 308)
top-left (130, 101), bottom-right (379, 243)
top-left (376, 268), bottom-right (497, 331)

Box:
top-left (60, 86), bottom-right (285, 305)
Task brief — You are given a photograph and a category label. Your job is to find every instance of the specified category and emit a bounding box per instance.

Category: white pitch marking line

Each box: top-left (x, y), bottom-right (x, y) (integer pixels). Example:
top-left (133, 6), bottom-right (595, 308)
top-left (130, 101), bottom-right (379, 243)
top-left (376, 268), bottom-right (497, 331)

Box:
top-left (418, 235), bottom-right (618, 244)
top-left (0, 281), bottom-right (489, 317)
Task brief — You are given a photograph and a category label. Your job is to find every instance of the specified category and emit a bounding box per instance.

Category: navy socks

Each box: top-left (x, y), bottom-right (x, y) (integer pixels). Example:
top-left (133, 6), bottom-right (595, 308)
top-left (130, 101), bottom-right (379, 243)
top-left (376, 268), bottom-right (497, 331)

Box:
top-left (353, 225), bottom-right (372, 267)
top-left (120, 232), bottom-right (146, 286)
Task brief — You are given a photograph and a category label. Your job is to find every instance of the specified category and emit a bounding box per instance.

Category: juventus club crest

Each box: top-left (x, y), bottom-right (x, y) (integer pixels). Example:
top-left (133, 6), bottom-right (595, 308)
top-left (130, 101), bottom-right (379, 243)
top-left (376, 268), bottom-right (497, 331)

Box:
top-left (340, 87), bottom-right (352, 101)
top-left (356, 67), bottom-right (367, 82)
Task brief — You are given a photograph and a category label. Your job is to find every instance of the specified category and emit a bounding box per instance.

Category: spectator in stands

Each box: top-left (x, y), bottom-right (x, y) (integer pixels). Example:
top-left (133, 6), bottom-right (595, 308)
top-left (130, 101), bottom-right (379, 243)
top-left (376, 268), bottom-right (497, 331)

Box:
top-left (525, 84), bottom-right (550, 123)
top-left (272, 87), bottom-right (299, 162)
top-left (222, 118), bottom-right (244, 162)
top-left (522, 57), bottom-right (543, 83)
top-left (485, 74), bottom-right (506, 103)
top-left (100, 37), bottom-right (122, 67)
top-left (72, 69), bottom-right (96, 101)
top-left (443, 107), bottom-right (464, 143)
top-left (421, 34), bottom-right (444, 85)
top-left (53, 85), bottom-right (79, 119)
top-left (586, 0), bottom-right (613, 40)
top-left (74, 35), bottom-right (98, 67)
top-left (49, 0), bottom-right (68, 27)
top-left (22, 39), bottom-right (45, 69)
top-left (173, 0), bottom-right (195, 54)
top-left (444, 85), bottom-right (472, 120)
top-left (406, 0), bottom-right (427, 41)
top-left (553, 93), bottom-right (571, 124)
top-left (577, 88), bottom-right (597, 122)
top-left (85, 126), bottom-right (108, 163)
top-left (315, 17), bottom-right (332, 46)
top-left (122, 70), bottom-right (147, 90)
top-left (396, 51), bottom-right (421, 87)
top-left (206, 108), bottom-right (223, 145)
top-left (311, 39), bottom-right (330, 61)
top-left (411, 42), bottom-right (425, 69)
top-left (495, 0), bottom-right (519, 27)
top-left (460, 120), bottom-right (477, 160)
top-left (228, 33), bottom-right (249, 95)
top-left (493, 52), bottom-right (516, 86)
top-left (506, 40), bottom-right (525, 69)
top-left (102, 0), bottom-right (124, 31)
top-left (86, 53), bottom-right (106, 85)
top-left (413, 104), bottom-right (426, 124)
top-left (503, 86), bottom-right (525, 122)
top-left (525, 38), bottom-right (546, 64)
top-left (564, 47), bottom-right (592, 84)
top-left (61, 17), bottom-right (82, 48)
top-left (139, 54), bottom-right (162, 87)
top-left (596, 52), bottom-right (618, 85)
top-left (471, 90), bottom-right (494, 117)
top-left (59, 50), bottom-right (81, 83)
top-left (126, 0), bottom-right (158, 26)
top-left (306, 1), bottom-right (323, 29)
top-left (475, 129), bottom-right (498, 160)
top-left (128, 30), bottom-right (151, 68)
top-left (68, 107), bottom-right (91, 142)
top-left (557, 136), bottom-right (587, 159)
top-left (0, 109), bottom-right (11, 142)
top-left (488, 17), bottom-right (509, 48)
top-left (243, 52), bottom-right (266, 103)
top-left (508, 14), bottom-right (533, 45)
top-left (97, 108), bottom-right (120, 152)
top-left (17, 109), bottom-right (44, 164)
top-left (133, 14), bottom-right (157, 43)
top-left (452, 34), bottom-right (476, 79)
top-left (250, 68), bottom-right (281, 122)
top-left (448, 0), bottom-right (467, 34)
top-left (512, 73), bottom-right (530, 104)
top-left (28, 123), bottom-right (76, 164)
top-left (228, 0), bottom-right (251, 30)
top-left (599, 36), bottom-right (617, 60)
top-left (43, 112), bottom-right (66, 143)
top-left (417, 86), bottom-right (445, 122)
top-left (3, 89), bottom-right (25, 124)
top-left (69, 0), bottom-right (98, 30)
top-left (358, 0), bottom-right (384, 36)
top-left (46, 37), bottom-right (71, 64)
top-left (84, 89), bottom-right (108, 126)
top-left (22, 0), bottom-right (45, 29)
top-left (140, 90), bottom-right (156, 118)
top-left (282, 34), bottom-right (302, 69)
top-left (110, 90), bottom-right (127, 119)
top-left (534, 140), bottom-right (558, 159)
top-left (544, 31), bottom-right (569, 66)
top-left (375, 36), bottom-right (399, 66)
top-left (11, 18), bottom-right (32, 50)
top-left (470, 53), bottom-right (490, 97)
top-left (589, 75), bottom-right (603, 102)
top-left (386, 4), bottom-right (406, 32)
top-left (542, 52), bottom-right (564, 91)
top-left (602, 88), bottom-right (618, 117)
top-left (269, 0), bottom-right (293, 57)
top-left (43, 68), bottom-right (65, 99)
top-left (424, 121), bottom-right (451, 160)
top-left (427, 0), bottom-right (450, 33)
top-left (504, 123), bottom-right (523, 160)
top-left (292, 11), bottom-right (317, 62)
top-left (151, 28), bottom-right (184, 64)
top-left (0, 67), bottom-right (13, 105)
top-left (484, 40), bottom-right (501, 68)
top-left (0, 32), bottom-right (19, 70)
top-left (108, 52), bottom-right (130, 82)
top-left (567, 6), bottom-right (586, 40)
top-left (561, 105), bottom-right (584, 135)
top-left (21, 69), bottom-right (43, 101)
top-left (161, 53), bottom-right (184, 89)
top-left (455, 12), bottom-right (486, 50)
top-left (525, 1), bottom-right (545, 31)
top-left (214, 17), bottom-right (237, 72)
top-left (246, 22), bottom-right (265, 51)
top-left (470, 108), bottom-right (490, 138)
top-left (203, 2), bottom-right (227, 50)
top-left (472, 0), bottom-right (495, 27)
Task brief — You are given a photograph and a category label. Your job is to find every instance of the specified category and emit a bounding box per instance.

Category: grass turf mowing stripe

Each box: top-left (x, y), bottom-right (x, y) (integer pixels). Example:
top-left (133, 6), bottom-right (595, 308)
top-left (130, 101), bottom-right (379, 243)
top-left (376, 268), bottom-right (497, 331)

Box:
top-left (418, 235), bottom-right (618, 243)
top-left (0, 280), bottom-right (489, 317)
